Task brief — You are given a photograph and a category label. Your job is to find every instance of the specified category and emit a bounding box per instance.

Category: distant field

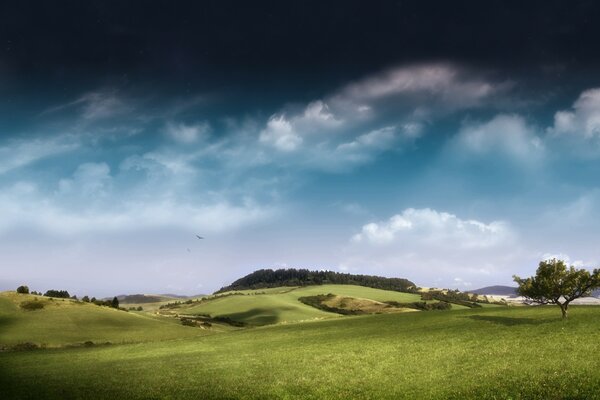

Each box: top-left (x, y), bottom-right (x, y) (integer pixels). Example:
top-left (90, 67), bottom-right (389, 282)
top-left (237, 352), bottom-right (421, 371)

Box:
top-left (0, 292), bottom-right (216, 347)
top-left (2, 306), bottom-right (600, 399)
top-left (172, 284), bottom-right (426, 325)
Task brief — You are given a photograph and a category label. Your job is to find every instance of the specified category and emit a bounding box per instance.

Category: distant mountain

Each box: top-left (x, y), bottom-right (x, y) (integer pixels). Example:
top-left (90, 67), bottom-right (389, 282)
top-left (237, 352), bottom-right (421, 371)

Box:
top-left (471, 286), bottom-right (518, 296)
top-left (216, 268), bottom-right (416, 293)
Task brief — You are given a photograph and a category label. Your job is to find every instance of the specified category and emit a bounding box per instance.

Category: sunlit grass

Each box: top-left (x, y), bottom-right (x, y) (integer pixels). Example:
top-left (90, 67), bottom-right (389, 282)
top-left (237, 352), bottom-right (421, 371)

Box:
top-left (2, 305), bottom-right (600, 399)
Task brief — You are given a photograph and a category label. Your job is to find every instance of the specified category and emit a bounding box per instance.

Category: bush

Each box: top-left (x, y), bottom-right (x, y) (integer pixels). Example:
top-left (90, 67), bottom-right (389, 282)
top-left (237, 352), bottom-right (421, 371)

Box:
top-left (181, 318), bottom-right (198, 327)
top-left (16, 285), bottom-right (29, 294)
top-left (20, 300), bottom-right (45, 311)
top-left (44, 290), bottom-right (70, 298)
top-left (11, 342), bottom-right (39, 351)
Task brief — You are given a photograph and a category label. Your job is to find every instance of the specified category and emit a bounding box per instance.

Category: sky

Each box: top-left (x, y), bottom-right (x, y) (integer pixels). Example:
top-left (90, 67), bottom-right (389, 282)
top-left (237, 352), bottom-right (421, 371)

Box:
top-left (2, 1), bottom-right (600, 297)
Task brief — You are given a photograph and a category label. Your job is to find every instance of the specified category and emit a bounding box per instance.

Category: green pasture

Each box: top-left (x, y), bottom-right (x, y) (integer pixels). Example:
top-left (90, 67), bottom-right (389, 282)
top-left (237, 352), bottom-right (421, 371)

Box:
top-left (0, 292), bottom-right (211, 347)
top-left (177, 284), bottom-right (427, 325)
top-left (2, 305), bottom-right (600, 399)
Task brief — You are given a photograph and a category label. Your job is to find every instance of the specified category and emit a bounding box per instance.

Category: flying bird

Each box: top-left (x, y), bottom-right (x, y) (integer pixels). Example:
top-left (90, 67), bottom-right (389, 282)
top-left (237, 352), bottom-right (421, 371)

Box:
top-left (196, 235), bottom-right (204, 240)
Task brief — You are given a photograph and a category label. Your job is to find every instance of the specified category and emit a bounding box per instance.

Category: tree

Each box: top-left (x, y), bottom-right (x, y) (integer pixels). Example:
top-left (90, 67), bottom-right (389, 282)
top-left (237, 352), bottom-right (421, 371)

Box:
top-left (16, 285), bottom-right (29, 294)
top-left (82, 296), bottom-right (90, 302)
top-left (44, 290), bottom-right (70, 298)
top-left (513, 259), bottom-right (600, 319)
top-left (111, 296), bottom-right (119, 309)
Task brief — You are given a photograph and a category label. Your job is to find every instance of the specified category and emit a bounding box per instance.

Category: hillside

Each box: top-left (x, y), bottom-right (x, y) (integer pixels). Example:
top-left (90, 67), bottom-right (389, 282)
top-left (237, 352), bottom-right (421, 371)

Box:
top-left (217, 268), bottom-right (416, 293)
top-left (3, 306), bottom-right (600, 399)
top-left (0, 291), bottom-right (213, 348)
top-left (471, 285), bottom-right (518, 296)
top-left (116, 294), bottom-right (178, 304)
top-left (161, 285), bottom-right (434, 326)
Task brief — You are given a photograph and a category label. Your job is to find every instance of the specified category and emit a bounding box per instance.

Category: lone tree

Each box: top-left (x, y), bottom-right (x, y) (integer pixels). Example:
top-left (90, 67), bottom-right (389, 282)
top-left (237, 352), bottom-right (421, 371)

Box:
top-left (16, 285), bottom-right (29, 294)
top-left (513, 259), bottom-right (600, 319)
top-left (111, 296), bottom-right (119, 309)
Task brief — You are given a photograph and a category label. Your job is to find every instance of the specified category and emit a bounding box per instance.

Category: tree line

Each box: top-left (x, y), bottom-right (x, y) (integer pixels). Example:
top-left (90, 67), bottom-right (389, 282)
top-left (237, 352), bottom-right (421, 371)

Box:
top-left (216, 268), bottom-right (416, 293)
top-left (15, 285), bottom-right (120, 309)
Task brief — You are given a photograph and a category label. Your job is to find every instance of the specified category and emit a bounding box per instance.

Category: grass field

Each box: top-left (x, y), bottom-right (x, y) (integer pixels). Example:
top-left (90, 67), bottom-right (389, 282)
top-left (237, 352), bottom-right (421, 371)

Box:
top-left (0, 292), bottom-right (215, 347)
top-left (2, 305), bottom-right (600, 399)
top-left (170, 285), bottom-right (430, 325)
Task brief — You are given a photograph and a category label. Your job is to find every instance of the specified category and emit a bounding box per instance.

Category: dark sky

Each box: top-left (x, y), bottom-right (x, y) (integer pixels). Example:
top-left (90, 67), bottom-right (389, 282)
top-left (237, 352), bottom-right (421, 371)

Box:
top-left (2, 0), bottom-right (600, 93)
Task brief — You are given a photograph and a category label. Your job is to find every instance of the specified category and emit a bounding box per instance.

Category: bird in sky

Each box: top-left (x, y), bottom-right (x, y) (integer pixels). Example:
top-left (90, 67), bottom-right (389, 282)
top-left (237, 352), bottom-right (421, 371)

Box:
top-left (196, 235), bottom-right (204, 240)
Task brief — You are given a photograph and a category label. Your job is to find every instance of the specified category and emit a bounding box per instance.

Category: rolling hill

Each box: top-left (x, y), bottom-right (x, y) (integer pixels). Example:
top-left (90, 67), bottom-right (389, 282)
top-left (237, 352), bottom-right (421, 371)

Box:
top-left (3, 306), bottom-right (600, 399)
top-left (160, 284), bottom-right (438, 326)
top-left (0, 291), bottom-right (214, 348)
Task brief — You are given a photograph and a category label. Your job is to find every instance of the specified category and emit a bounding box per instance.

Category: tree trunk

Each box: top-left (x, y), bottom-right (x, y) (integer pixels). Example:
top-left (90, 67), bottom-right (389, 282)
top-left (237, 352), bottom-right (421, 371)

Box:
top-left (559, 303), bottom-right (568, 319)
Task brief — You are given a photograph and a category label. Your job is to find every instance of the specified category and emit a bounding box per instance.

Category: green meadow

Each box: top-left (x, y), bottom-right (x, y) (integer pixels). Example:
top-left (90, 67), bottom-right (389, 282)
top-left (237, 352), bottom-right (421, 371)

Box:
top-left (2, 286), bottom-right (600, 399)
top-left (2, 304), bottom-right (600, 399)
top-left (173, 284), bottom-right (427, 326)
top-left (0, 292), bottom-right (214, 347)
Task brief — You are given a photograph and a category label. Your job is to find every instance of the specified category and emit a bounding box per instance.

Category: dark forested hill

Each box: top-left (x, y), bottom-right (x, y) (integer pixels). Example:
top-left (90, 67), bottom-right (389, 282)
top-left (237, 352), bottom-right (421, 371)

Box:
top-left (216, 268), bottom-right (416, 294)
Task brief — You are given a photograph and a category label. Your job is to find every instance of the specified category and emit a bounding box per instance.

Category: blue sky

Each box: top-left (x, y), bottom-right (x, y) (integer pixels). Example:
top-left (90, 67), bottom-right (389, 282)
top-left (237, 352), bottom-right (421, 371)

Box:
top-left (3, 1), bottom-right (600, 296)
top-left (2, 62), bottom-right (600, 296)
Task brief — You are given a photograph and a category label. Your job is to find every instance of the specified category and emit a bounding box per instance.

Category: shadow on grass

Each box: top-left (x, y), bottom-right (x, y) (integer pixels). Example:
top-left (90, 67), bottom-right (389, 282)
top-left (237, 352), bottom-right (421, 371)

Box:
top-left (467, 315), bottom-right (553, 326)
top-left (223, 306), bottom-right (295, 326)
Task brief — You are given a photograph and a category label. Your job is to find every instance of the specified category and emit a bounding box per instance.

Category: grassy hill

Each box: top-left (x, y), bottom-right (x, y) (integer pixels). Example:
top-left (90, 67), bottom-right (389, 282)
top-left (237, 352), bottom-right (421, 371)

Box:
top-left (162, 284), bottom-right (428, 326)
top-left (2, 305), bottom-right (600, 399)
top-left (0, 291), bottom-right (218, 348)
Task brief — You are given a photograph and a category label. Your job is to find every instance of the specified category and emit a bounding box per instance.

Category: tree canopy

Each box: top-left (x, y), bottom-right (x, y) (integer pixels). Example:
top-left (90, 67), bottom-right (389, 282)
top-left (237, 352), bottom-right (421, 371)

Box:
top-left (216, 268), bottom-right (416, 293)
top-left (513, 259), bottom-right (600, 319)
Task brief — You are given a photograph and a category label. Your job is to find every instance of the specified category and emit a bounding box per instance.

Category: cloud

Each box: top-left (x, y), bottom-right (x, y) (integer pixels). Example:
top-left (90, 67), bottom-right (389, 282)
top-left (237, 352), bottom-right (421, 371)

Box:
top-left (0, 135), bottom-right (79, 175)
top-left (256, 63), bottom-right (507, 169)
top-left (58, 162), bottom-right (112, 198)
top-left (259, 115), bottom-right (303, 152)
top-left (330, 63), bottom-right (509, 118)
top-left (0, 179), bottom-right (275, 236)
top-left (452, 114), bottom-right (542, 159)
top-left (549, 88), bottom-right (600, 137)
top-left (42, 89), bottom-right (130, 121)
top-left (165, 121), bottom-right (211, 143)
top-left (344, 208), bottom-right (520, 286)
top-left (352, 208), bottom-right (511, 248)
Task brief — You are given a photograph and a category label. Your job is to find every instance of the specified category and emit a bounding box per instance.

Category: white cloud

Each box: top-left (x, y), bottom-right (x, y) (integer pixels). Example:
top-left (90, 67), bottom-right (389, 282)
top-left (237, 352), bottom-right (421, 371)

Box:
top-left (331, 63), bottom-right (508, 117)
top-left (0, 135), bottom-right (79, 175)
top-left (259, 115), bottom-right (303, 152)
top-left (337, 126), bottom-right (397, 152)
top-left (549, 88), bottom-right (600, 137)
top-left (539, 253), bottom-right (585, 267)
top-left (256, 63), bottom-right (506, 168)
top-left (165, 121), bottom-right (211, 143)
top-left (0, 180), bottom-right (275, 236)
top-left (352, 208), bottom-right (510, 248)
top-left (344, 208), bottom-right (522, 287)
top-left (453, 114), bottom-right (542, 159)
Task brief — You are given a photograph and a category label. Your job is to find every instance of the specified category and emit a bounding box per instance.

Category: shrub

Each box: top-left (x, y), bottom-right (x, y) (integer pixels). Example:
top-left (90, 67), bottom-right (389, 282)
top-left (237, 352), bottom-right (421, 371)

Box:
top-left (44, 290), bottom-right (70, 298)
top-left (20, 300), bottom-right (45, 311)
top-left (16, 285), bottom-right (30, 294)
top-left (181, 318), bottom-right (197, 327)
top-left (12, 342), bottom-right (39, 351)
